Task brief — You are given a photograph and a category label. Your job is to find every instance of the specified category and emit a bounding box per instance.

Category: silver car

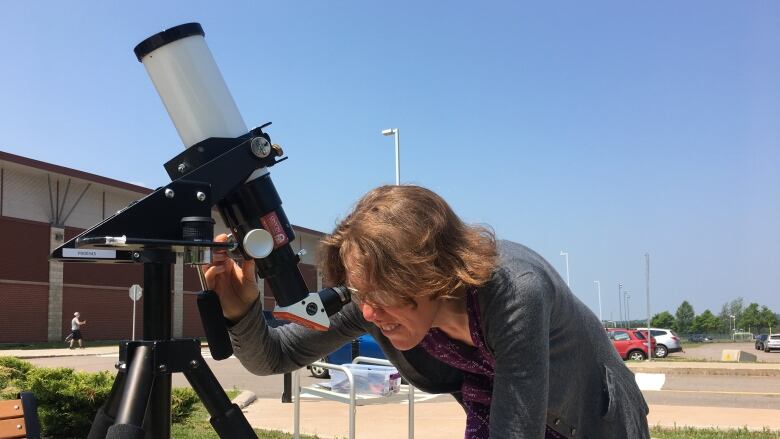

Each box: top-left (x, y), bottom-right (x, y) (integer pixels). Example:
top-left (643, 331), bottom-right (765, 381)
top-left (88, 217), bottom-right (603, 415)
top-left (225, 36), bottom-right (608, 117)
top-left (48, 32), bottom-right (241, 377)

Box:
top-left (635, 327), bottom-right (683, 358)
top-left (764, 334), bottom-right (780, 353)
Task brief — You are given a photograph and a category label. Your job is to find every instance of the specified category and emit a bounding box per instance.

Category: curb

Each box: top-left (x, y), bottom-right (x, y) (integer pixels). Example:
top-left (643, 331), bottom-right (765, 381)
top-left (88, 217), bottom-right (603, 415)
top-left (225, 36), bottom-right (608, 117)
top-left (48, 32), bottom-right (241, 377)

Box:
top-left (3, 352), bottom-right (114, 360)
top-left (232, 390), bottom-right (257, 409)
top-left (628, 365), bottom-right (780, 377)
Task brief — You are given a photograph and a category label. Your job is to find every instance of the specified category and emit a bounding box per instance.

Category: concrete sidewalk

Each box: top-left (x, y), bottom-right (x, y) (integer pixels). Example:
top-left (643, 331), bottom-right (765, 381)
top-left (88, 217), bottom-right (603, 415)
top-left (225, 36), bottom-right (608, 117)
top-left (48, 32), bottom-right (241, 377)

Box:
top-left (241, 396), bottom-right (780, 438)
top-left (0, 345), bottom-right (119, 359)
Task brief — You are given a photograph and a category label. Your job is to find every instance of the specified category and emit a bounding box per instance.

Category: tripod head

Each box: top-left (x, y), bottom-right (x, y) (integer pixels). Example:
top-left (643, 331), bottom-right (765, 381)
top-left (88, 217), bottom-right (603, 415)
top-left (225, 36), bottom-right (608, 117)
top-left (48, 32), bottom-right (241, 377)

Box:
top-left (50, 22), bottom-right (351, 330)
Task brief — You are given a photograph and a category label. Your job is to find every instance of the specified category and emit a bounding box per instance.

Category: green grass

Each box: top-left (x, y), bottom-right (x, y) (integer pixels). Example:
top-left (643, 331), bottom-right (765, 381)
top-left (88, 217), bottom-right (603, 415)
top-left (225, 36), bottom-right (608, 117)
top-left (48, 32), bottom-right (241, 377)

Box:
top-left (651, 426), bottom-right (780, 438)
top-left (171, 390), bottom-right (325, 439)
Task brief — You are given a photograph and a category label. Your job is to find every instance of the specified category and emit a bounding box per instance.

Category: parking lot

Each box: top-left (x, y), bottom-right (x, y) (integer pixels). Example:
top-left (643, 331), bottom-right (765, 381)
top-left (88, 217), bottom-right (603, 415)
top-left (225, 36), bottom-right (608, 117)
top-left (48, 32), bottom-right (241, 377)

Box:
top-left (674, 341), bottom-right (780, 362)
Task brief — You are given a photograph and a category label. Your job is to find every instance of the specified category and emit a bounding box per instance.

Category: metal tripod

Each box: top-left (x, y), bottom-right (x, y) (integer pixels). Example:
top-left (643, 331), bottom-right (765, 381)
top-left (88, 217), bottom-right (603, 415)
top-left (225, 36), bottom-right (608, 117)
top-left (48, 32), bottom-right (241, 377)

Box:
top-left (87, 251), bottom-right (256, 439)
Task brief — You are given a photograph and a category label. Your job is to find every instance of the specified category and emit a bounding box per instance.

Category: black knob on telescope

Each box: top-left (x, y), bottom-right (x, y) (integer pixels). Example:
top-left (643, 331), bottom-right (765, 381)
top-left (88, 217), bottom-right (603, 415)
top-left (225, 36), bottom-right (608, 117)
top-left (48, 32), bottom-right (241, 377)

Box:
top-left (182, 216), bottom-right (215, 241)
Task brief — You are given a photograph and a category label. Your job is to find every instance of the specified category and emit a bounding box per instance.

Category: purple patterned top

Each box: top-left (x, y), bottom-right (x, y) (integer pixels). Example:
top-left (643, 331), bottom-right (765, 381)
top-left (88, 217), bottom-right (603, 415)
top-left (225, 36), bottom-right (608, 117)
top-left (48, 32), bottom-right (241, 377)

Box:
top-left (420, 288), bottom-right (566, 439)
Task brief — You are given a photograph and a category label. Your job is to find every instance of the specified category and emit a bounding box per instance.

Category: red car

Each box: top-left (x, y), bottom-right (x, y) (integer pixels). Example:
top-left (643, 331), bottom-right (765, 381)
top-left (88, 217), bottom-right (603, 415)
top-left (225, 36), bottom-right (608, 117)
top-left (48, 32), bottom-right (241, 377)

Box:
top-left (606, 328), bottom-right (656, 361)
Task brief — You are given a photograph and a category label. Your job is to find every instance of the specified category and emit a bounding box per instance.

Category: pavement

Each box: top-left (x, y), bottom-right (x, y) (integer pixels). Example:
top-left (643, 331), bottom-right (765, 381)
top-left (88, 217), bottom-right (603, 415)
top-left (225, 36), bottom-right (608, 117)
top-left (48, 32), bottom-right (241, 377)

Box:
top-left (626, 359), bottom-right (780, 377)
top-left (4, 346), bottom-right (780, 438)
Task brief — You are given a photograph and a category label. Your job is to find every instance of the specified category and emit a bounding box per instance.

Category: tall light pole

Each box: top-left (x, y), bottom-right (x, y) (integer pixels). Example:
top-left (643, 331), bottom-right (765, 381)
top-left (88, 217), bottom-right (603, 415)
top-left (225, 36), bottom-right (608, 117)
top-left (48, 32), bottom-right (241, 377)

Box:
top-left (593, 280), bottom-right (603, 324)
top-left (624, 291), bottom-right (631, 327)
top-left (559, 251), bottom-right (570, 287)
top-left (381, 128), bottom-right (400, 185)
top-left (618, 282), bottom-right (624, 327)
top-left (645, 253), bottom-right (652, 361)
top-left (729, 314), bottom-right (736, 340)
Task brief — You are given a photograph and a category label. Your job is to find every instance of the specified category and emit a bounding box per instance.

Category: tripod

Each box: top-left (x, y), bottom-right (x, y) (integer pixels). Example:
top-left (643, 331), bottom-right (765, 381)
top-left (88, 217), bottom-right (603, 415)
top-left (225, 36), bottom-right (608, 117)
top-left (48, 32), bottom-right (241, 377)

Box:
top-left (87, 251), bottom-right (256, 439)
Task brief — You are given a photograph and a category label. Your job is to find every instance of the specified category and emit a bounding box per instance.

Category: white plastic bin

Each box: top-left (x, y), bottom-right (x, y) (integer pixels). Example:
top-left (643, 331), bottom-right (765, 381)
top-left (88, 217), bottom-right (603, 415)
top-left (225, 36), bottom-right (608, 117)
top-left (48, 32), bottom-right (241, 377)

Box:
top-left (329, 364), bottom-right (401, 396)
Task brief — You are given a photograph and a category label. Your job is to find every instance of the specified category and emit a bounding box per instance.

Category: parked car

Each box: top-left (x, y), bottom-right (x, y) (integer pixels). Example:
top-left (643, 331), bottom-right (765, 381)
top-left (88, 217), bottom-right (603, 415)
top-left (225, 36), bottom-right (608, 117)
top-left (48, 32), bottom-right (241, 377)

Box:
top-left (308, 334), bottom-right (386, 378)
top-left (755, 334), bottom-right (769, 351)
top-left (689, 334), bottom-right (714, 343)
top-left (764, 334), bottom-right (780, 353)
top-left (606, 328), bottom-right (656, 361)
top-left (634, 327), bottom-right (682, 358)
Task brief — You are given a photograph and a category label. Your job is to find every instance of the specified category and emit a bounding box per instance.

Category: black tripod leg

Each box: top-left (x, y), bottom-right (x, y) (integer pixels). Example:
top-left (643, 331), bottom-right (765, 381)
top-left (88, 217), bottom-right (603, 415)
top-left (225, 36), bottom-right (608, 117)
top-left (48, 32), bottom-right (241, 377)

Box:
top-left (106, 345), bottom-right (156, 439)
top-left (88, 371), bottom-right (127, 439)
top-left (184, 356), bottom-right (257, 438)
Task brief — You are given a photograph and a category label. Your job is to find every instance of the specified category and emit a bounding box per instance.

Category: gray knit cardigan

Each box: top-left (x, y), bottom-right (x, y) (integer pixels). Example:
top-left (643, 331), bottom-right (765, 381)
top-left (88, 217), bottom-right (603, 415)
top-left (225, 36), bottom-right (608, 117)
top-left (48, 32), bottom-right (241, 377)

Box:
top-left (229, 241), bottom-right (650, 438)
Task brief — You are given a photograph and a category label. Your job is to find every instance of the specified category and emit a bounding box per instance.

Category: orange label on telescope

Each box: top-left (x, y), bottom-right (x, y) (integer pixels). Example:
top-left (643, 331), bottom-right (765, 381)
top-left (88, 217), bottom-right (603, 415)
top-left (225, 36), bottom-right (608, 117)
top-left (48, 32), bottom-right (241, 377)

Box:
top-left (260, 211), bottom-right (289, 248)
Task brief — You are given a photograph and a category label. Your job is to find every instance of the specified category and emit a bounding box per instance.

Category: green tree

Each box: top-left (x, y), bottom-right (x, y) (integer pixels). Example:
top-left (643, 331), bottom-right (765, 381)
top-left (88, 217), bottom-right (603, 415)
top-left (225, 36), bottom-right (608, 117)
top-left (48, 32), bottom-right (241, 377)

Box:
top-left (690, 309), bottom-right (720, 334)
top-left (651, 311), bottom-right (675, 328)
top-left (741, 303), bottom-right (761, 333)
top-left (759, 306), bottom-right (778, 333)
top-left (675, 301), bottom-right (695, 333)
top-left (718, 298), bottom-right (744, 334)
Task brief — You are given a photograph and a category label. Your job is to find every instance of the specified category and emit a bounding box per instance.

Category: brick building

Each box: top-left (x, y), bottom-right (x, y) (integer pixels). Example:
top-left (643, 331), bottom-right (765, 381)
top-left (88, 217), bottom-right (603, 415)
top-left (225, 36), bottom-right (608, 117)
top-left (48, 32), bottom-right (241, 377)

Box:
top-left (0, 150), bottom-right (324, 343)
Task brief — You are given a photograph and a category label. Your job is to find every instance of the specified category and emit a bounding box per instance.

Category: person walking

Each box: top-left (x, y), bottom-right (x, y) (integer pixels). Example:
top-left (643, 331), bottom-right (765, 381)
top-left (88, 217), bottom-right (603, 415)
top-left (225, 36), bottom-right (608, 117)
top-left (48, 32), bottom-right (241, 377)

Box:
top-left (69, 312), bottom-right (87, 349)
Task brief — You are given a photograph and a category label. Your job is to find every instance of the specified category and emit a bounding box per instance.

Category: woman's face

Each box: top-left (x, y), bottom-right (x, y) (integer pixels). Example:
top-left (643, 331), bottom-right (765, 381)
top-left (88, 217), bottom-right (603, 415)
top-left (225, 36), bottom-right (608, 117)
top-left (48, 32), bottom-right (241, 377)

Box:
top-left (355, 296), bottom-right (442, 351)
top-left (344, 250), bottom-right (444, 350)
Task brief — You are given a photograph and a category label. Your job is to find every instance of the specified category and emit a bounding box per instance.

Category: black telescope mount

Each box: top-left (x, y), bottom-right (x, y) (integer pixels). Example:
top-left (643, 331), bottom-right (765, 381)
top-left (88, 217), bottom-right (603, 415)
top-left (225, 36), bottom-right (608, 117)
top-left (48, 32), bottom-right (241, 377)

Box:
top-left (51, 124), bottom-right (350, 439)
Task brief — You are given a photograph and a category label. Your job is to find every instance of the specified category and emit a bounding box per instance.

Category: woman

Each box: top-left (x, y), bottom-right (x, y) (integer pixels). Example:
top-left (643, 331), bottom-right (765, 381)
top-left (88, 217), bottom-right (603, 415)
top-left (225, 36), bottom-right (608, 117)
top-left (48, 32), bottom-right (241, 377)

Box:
top-left (207, 185), bottom-right (650, 438)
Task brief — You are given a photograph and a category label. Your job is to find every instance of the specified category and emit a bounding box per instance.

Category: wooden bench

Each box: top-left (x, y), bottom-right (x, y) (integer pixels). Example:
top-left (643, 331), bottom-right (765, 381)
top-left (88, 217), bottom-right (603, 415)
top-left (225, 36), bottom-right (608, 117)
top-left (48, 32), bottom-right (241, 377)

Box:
top-left (0, 393), bottom-right (40, 439)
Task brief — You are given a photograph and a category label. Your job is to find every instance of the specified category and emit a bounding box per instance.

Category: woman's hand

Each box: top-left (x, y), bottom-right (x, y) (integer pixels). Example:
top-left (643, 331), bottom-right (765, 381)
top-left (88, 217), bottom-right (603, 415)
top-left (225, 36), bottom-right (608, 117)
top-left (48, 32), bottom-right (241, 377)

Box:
top-left (204, 234), bottom-right (259, 322)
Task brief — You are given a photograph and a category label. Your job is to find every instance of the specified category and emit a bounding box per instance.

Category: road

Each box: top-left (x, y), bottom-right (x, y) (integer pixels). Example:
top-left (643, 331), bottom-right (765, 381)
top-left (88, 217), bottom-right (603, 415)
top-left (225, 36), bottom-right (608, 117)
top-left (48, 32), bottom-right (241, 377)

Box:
top-left (28, 348), bottom-right (780, 408)
top-left (642, 374), bottom-right (780, 409)
top-left (28, 352), bottom-right (320, 400)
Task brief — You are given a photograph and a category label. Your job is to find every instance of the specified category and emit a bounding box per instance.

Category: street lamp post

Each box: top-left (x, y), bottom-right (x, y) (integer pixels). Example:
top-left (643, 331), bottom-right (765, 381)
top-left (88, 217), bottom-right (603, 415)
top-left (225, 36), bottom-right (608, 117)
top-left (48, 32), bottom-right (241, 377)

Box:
top-left (625, 291), bottom-right (631, 327)
top-left (559, 251), bottom-right (570, 287)
top-left (381, 128), bottom-right (400, 185)
top-left (618, 282), bottom-right (624, 327)
top-left (729, 314), bottom-right (736, 340)
top-left (593, 280), bottom-right (603, 324)
top-left (645, 253), bottom-right (652, 361)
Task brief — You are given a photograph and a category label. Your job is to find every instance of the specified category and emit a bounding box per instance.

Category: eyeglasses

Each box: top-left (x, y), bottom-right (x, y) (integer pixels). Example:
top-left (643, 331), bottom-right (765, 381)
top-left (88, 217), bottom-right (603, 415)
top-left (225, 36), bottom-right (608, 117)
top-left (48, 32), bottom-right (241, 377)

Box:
top-left (346, 286), bottom-right (389, 309)
top-left (346, 286), bottom-right (413, 309)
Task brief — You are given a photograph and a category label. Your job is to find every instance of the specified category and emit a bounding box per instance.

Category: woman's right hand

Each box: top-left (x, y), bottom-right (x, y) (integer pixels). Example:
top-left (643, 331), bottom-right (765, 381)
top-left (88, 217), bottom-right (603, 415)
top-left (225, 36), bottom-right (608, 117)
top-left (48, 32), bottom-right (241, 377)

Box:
top-left (204, 234), bottom-right (259, 322)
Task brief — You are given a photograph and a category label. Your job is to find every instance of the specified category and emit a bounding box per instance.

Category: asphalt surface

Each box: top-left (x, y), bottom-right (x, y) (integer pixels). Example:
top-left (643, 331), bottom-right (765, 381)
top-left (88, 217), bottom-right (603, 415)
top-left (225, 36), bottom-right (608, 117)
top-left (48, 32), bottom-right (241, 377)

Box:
top-left (679, 341), bottom-right (780, 362)
top-left (26, 351), bottom-right (321, 399)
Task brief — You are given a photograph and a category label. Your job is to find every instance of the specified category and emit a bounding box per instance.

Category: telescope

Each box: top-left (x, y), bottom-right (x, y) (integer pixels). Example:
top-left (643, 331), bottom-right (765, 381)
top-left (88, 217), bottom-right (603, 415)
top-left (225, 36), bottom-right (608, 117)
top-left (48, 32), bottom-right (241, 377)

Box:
top-left (51, 22), bottom-right (351, 438)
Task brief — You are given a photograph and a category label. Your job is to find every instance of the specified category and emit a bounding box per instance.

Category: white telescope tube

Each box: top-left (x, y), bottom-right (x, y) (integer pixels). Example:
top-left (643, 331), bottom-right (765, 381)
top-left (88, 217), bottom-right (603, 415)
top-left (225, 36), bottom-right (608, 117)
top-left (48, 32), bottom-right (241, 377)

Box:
top-left (135, 23), bottom-right (248, 149)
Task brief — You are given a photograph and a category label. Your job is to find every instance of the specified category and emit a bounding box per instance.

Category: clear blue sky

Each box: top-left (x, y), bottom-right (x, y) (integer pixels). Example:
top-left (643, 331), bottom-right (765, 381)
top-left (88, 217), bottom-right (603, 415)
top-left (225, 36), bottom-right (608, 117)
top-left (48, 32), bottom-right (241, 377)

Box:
top-left (1, 1), bottom-right (778, 321)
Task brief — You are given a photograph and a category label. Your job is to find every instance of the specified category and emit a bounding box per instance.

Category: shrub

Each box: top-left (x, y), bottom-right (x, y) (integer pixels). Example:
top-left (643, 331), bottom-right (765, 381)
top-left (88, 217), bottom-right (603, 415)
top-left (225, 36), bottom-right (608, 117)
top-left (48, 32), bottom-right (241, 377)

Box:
top-left (0, 358), bottom-right (209, 437)
top-left (171, 387), bottom-right (199, 424)
top-left (25, 366), bottom-right (114, 438)
top-left (0, 356), bottom-right (34, 396)
top-left (0, 356), bottom-right (34, 374)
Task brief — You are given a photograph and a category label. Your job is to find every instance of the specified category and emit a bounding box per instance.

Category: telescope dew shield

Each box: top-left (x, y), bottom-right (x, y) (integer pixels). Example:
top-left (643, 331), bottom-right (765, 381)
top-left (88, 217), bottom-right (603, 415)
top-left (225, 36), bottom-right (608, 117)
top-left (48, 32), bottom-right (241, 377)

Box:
top-left (134, 23), bottom-right (248, 149)
top-left (136, 22), bottom-right (319, 326)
